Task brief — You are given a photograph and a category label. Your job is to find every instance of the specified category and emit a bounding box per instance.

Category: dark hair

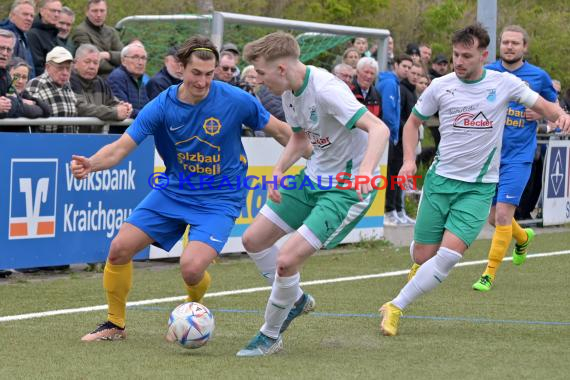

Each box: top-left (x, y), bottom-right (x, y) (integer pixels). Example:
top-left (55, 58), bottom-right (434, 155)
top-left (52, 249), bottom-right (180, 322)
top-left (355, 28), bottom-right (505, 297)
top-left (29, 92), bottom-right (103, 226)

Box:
top-left (395, 53), bottom-right (413, 65)
top-left (177, 35), bottom-right (219, 67)
top-left (452, 23), bottom-right (490, 49)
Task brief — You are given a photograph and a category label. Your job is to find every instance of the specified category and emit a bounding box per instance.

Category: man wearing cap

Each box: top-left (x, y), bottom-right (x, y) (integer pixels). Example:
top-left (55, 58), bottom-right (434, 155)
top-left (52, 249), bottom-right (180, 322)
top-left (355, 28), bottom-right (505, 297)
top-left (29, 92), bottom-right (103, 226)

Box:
top-left (26, 45), bottom-right (78, 132)
top-left (146, 46), bottom-right (183, 100)
top-left (429, 54), bottom-right (449, 80)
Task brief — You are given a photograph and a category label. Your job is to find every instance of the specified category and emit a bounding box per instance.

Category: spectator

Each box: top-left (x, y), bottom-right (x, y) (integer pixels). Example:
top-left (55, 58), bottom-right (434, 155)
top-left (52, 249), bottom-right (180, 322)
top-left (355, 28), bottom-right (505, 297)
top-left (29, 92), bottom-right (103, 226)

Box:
top-left (221, 42), bottom-right (241, 83)
top-left (419, 43), bottom-right (432, 66)
top-left (342, 47), bottom-right (359, 69)
top-left (214, 51), bottom-right (237, 83)
top-left (146, 46), bottom-right (183, 100)
top-left (27, 0), bottom-right (63, 77)
top-left (407, 62), bottom-right (423, 88)
top-left (25, 46), bottom-right (77, 133)
top-left (107, 42), bottom-right (149, 129)
top-left (7, 58), bottom-right (51, 120)
top-left (0, 0), bottom-right (36, 78)
top-left (240, 64), bottom-right (259, 92)
top-left (350, 57), bottom-right (381, 118)
top-left (561, 88), bottom-right (570, 112)
top-left (71, 43), bottom-right (132, 132)
top-left (1, 30), bottom-right (49, 137)
top-left (352, 37), bottom-right (371, 57)
top-left (376, 53), bottom-right (413, 225)
top-left (332, 63), bottom-right (353, 86)
top-left (429, 53), bottom-right (449, 80)
top-left (405, 43), bottom-right (421, 64)
top-left (71, 0), bottom-right (123, 78)
top-left (56, 6), bottom-right (75, 53)
top-left (415, 73), bottom-right (429, 96)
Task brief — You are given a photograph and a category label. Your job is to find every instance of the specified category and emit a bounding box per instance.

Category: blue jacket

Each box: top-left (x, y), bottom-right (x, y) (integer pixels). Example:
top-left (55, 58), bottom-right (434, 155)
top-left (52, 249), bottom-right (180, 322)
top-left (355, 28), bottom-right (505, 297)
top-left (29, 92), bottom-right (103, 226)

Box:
top-left (107, 65), bottom-right (149, 118)
top-left (375, 71), bottom-right (400, 144)
top-left (146, 66), bottom-right (181, 100)
top-left (0, 19), bottom-right (35, 78)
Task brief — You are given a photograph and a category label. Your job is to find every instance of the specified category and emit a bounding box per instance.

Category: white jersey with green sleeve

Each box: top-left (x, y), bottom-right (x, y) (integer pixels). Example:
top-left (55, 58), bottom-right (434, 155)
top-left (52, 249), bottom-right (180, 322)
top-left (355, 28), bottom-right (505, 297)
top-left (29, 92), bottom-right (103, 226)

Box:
top-left (413, 69), bottom-right (539, 183)
top-left (282, 66), bottom-right (371, 185)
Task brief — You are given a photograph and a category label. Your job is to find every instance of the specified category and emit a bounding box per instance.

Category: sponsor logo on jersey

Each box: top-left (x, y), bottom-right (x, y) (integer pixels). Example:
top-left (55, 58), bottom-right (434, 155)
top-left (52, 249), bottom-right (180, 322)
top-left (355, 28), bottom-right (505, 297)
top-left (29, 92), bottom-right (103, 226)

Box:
top-left (306, 131), bottom-right (331, 149)
top-left (453, 111), bottom-right (494, 130)
top-left (487, 88), bottom-right (497, 102)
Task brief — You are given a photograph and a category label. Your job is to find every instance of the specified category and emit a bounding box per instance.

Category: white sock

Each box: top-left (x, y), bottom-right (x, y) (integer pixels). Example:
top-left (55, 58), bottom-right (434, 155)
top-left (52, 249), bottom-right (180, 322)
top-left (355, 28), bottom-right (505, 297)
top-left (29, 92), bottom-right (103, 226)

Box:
top-left (260, 272), bottom-right (300, 339)
top-left (248, 245), bottom-right (279, 285)
top-left (392, 247), bottom-right (461, 310)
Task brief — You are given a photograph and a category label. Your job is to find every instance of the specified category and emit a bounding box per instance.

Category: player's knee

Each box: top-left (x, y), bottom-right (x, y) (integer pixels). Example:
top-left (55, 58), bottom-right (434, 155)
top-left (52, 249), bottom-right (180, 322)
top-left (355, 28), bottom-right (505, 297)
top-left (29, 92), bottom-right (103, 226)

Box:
top-left (242, 230), bottom-right (262, 253)
top-left (276, 256), bottom-right (296, 277)
top-left (108, 237), bottom-right (135, 264)
top-left (181, 265), bottom-right (204, 286)
top-left (413, 245), bottom-right (438, 264)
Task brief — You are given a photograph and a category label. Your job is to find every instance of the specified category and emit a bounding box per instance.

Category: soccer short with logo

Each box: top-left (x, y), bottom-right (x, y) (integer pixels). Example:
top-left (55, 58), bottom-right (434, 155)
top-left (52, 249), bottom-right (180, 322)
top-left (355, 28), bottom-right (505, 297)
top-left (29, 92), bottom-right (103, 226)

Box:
top-left (414, 170), bottom-right (496, 247)
top-left (126, 190), bottom-right (237, 253)
top-left (492, 162), bottom-right (532, 206)
top-left (262, 170), bottom-right (376, 249)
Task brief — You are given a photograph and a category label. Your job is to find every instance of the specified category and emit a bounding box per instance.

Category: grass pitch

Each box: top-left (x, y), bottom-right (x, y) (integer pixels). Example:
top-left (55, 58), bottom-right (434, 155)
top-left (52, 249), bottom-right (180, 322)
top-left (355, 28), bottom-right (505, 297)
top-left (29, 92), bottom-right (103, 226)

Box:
top-left (1, 231), bottom-right (569, 379)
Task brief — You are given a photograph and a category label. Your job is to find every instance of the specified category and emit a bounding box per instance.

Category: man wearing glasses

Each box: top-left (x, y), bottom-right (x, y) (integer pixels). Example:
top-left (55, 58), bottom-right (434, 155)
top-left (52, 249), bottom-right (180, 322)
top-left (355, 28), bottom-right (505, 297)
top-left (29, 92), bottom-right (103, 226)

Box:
top-left (27, 0), bottom-right (64, 76)
top-left (214, 51), bottom-right (238, 84)
top-left (107, 42), bottom-right (149, 131)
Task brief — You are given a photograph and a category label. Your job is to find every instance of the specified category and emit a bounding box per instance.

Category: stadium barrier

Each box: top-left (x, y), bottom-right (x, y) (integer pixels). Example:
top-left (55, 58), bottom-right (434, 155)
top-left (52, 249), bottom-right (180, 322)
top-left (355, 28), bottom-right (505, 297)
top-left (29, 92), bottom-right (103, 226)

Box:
top-left (0, 118), bottom-right (388, 268)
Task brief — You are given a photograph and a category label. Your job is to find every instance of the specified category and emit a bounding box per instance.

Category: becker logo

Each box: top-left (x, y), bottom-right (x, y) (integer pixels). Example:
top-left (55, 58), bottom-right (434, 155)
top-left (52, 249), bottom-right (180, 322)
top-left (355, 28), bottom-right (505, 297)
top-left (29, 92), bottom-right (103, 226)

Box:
top-left (9, 159), bottom-right (58, 239)
top-left (453, 111), bottom-right (494, 129)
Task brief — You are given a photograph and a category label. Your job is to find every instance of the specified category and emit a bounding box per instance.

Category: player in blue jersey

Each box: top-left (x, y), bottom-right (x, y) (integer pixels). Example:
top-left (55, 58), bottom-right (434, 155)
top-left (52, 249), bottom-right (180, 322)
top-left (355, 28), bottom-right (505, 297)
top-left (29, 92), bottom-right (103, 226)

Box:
top-left (71, 35), bottom-right (294, 341)
top-left (472, 25), bottom-right (560, 291)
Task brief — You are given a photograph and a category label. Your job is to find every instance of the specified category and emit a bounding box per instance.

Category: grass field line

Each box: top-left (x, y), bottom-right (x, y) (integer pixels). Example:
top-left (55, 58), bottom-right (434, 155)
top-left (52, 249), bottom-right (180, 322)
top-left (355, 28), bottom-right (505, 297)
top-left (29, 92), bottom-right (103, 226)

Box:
top-left (1, 249), bottom-right (569, 323)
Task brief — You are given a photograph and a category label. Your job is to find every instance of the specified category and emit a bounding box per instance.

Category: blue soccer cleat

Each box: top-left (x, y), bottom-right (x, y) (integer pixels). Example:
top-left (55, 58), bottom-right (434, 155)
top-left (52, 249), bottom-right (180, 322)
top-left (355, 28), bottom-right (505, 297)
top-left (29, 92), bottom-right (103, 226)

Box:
top-left (280, 293), bottom-right (316, 333)
top-left (236, 332), bottom-right (283, 357)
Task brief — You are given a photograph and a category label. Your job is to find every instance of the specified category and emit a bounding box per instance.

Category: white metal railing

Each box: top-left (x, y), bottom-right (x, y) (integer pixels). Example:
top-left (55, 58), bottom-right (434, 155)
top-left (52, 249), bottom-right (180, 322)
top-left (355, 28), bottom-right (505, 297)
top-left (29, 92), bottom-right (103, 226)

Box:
top-left (0, 117), bottom-right (133, 133)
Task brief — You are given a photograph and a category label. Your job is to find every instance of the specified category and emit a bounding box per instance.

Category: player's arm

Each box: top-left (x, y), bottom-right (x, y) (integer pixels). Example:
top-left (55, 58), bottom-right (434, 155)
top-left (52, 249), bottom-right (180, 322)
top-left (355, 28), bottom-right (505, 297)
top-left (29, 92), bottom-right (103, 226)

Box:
top-left (354, 111), bottom-right (390, 199)
top-left (264, 115), bottom-right (312, 159)
top-left (400, 113), bottom-right (423, 176)
top-left (529, 97), bottom-right (570, 133)
top-left (71, 133), bottom-right (138, 179)
top-left (267, 130), bottom-right (311, 203)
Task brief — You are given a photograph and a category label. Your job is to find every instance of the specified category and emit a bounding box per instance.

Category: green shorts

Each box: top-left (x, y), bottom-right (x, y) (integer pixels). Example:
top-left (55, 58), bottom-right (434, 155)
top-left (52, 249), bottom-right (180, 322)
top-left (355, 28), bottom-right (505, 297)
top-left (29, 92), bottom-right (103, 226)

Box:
top-left (414, 170), bottom-right (495, 247)
top-left (265, 171), bottom-right (376, 249)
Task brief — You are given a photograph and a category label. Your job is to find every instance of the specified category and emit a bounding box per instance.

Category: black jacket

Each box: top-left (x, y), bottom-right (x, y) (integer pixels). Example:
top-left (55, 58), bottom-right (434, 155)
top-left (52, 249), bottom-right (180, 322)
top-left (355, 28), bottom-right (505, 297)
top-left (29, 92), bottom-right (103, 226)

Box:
top-left (257, 85), bottom-right (285, 122)
top-left (27, 15), bottom-right (63, 76)
top-left (398, 78), bottom-right (418, 146)
top-left (350, 78), bottom-right (382, 119)
top-left (146, 66), bottom-right (182, 100)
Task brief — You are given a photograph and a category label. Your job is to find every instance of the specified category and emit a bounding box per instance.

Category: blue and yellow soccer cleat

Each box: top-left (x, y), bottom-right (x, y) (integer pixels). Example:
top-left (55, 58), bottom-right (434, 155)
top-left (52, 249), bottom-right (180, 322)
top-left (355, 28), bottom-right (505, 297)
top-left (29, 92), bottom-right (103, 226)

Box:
top-left (236, 332), bottom-right (283, 357)
top-left (279, 293), bottom-right (315, 334)
top-left (472, 274), bottom-right (494, 292)
top-left (512, 228), bottom-right (535, 265)
top-left (379, 302), bottom-right (403, 336)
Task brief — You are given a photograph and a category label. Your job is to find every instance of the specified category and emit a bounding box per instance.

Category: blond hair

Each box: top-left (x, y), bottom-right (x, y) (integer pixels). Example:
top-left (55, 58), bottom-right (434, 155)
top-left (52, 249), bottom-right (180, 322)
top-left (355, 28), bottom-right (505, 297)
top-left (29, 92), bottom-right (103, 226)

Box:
top-left (243, 32), bottom-right (300, 63)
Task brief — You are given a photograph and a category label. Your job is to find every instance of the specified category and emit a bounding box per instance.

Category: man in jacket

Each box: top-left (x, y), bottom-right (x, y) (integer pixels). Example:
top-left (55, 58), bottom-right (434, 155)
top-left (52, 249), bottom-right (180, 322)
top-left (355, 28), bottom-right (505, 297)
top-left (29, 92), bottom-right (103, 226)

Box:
top-left (0, 0), bottom-right (36, 78)
top-left (27, 0), bottom-right (63, 76)
top-left (71, 0), bottom-right (123, 78)
top-left (71, 43), bottom-right (132, 132)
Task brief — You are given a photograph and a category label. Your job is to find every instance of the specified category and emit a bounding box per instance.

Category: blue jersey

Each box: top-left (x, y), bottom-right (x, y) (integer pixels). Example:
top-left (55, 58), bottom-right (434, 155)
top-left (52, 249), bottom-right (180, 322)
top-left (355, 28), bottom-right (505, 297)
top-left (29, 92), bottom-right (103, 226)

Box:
top-left (486, 60), bottom-right (557, 163)
top-left (126, 81), bottom-right (270, 215)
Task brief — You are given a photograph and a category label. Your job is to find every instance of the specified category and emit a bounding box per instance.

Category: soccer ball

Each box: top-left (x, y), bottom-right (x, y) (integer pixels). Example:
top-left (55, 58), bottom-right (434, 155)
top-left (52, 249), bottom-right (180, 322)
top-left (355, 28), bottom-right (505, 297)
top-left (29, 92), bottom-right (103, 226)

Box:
top-left (167, 302), bottom-right (215, 349)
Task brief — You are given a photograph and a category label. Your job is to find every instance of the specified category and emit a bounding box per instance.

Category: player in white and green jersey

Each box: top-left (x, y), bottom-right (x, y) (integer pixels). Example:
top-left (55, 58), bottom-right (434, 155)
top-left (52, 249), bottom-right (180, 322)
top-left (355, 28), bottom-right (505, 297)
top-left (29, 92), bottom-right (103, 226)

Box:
top-left (378, 24), bottom-right (570, 337)
top-left (236, 32), bottom-right (390, 357)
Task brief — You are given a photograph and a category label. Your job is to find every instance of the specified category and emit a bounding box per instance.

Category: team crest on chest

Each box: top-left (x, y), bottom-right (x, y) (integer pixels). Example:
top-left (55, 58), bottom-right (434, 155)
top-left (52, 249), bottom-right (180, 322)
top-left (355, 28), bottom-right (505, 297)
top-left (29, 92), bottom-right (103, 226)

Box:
top-left (309, 105), bottom-right (318, 124)
top-left (203, 117), bottom-right (222, 136)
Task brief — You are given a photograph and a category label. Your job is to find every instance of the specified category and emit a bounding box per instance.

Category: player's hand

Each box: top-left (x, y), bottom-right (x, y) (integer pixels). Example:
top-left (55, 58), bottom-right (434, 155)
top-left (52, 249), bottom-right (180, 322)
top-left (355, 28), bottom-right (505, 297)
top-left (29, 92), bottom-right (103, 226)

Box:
top-left (268, 170), bottom-right (284, 204)
top-left (398, 160), bottom-right (417, 190)
top-left (355, 172), bottom-right (373, 201)
top-left (71, 155), bottom-right (92, 179)
top-left (524, 109), bottom-right (542, 121)
top-left (555, 113), bottom-right (570, 134)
